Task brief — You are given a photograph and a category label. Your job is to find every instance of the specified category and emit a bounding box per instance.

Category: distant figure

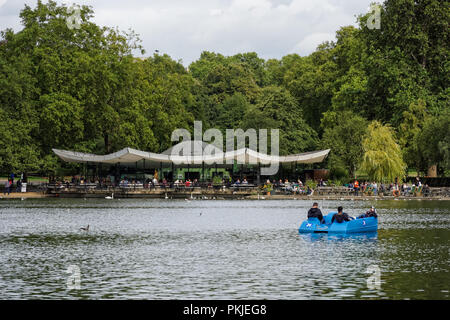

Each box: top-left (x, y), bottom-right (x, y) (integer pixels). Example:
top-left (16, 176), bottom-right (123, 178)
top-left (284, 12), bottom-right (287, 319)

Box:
top-left (415, 177), bottom-right (421, 187)
top-left (307, 202), bottom-right (324, 223)
top-left (331, 206), bottom-right (353, 223)
top-left (423, 184), bottom-right (430, 196)
top-left (372, 182), bottom-right (378, 196)
top-left (3, 179), bottom-right (11, 195)
top-left (80, 225), bottom-right (89, 232)
top-left (353, 180), bottom-right (360, 196)
top-left (392, 183), bottom-right (400, 197)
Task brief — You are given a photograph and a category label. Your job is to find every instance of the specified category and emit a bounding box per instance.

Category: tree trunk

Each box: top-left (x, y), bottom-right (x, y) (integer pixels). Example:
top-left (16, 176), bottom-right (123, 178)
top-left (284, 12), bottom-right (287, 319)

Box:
top-left (427, 164), bottom-right (437, 177)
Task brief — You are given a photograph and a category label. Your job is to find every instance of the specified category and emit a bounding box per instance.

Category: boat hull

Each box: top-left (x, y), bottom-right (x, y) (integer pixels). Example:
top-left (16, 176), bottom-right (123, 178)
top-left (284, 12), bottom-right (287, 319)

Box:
top-left (299, 212), bottom-right (378, 234)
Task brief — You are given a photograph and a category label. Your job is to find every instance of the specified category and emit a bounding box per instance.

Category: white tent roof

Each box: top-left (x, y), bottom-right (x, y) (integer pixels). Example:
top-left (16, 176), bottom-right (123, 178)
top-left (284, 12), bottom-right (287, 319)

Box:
top-left (52, 143), bottom-right (330, 165)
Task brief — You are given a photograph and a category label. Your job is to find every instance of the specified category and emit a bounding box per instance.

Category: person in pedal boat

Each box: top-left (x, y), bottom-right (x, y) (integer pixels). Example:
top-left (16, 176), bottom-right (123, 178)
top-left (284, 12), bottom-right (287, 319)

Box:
top-left (307, 202), bottom-right (324, 223)
top-left (357, 206), bottom-right (378, 219)
top-left (331, 206), bottom-right (354, 223)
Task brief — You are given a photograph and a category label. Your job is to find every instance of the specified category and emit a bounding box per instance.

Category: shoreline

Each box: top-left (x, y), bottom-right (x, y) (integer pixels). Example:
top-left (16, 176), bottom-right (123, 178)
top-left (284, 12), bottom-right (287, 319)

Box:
top-left (1, 191), bottom-right (449, 201)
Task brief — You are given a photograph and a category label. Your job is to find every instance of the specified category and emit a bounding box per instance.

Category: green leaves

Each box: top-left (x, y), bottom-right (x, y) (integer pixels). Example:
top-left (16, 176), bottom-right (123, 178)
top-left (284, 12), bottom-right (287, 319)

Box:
top-left (0, 0), bottom-right (448, 178)
top-left (361, 121), bottom-right (406, 182)
top-left (321, 110), bottom-right (368, 176)
top-left (241, 86), bottom-right (319, 155)
top-left (416, 111), bottom-right (450, 175)
top-left (39, 92), bottom-right (84, 151)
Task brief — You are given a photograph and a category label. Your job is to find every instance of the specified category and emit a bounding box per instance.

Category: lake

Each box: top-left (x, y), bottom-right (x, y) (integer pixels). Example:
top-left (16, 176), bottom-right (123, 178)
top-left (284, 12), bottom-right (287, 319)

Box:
top-left (0, 198), bottom-right (449, 299)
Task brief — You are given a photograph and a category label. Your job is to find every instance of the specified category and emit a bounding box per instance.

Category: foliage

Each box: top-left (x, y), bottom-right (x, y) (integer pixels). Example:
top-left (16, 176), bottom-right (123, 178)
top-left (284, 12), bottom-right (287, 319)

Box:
top-left (321, 110), bottom-right (368, 176)
top-left (416, 110), bottom-right (450, 175)
top-left (329, 165), bottom-right (349, 181)
top-left (262, 182), bottom-right (273, 193)
top-left (305, 180), bottom-right (318, 190)
top-left (0, 0), bottom-right (448, 179)
top-left (241, 86), bottom-right (319, 155)
top-left (398, 98), bottom-right (430, 173)
top-left (212, 175), bottom-right (223, 186)
top-left (360, 121), bottom-right (406, 182)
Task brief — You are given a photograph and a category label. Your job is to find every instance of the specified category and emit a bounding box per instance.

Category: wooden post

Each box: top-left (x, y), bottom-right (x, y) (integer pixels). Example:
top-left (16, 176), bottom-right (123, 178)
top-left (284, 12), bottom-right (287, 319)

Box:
top-left (294, 162), bottom-right (297, 179)
top-left (257, 162), bottom-right (261, 186)
top-left (427, 165), bottom-right (437, 178)
top-left (117, 162), bottom-right (121, 189)
top-left (171, 161), bottom-right (174, 182)
top-left (202, 161), bottom-right (204, 182)
top-left (143, 159), bottom-right (146, 181)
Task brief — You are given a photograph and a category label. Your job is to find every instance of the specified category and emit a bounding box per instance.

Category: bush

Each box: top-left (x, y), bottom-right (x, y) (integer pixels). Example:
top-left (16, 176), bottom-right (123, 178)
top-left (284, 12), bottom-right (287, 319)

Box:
top-left (262, 182), bottom-right (273, 193)
top-left (305, 180), bottom-right (318, 190)
top-left (212, 176), bottom-right (223, 185)
top-left (330, 165), bottom-right (349, 180)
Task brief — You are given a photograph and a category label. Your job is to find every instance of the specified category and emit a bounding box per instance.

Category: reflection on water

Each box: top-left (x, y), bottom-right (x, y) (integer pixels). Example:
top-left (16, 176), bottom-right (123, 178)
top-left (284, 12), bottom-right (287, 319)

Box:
top-left (0, 198), bottom-right (449, 299)
top-left (301, 232), bottom-right (378, 242)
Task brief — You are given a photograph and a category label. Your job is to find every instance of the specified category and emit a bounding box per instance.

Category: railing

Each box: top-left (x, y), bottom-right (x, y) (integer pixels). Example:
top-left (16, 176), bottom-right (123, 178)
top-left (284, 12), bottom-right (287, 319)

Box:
top-left (41, 182), bottom-right (450, 197)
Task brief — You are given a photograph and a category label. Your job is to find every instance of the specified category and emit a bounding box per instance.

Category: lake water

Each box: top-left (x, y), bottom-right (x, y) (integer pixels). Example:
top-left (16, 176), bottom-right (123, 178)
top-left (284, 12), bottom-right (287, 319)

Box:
top-left (0, 198), bottom-right (449, 299)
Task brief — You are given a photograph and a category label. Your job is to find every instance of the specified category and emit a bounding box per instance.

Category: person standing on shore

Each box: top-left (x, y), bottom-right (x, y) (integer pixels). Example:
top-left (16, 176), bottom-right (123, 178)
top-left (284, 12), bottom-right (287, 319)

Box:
top-left (4, 179), bottom-right (11, 195)
top-left (415, 177), bottom-right (421, 187)
top-left (354, 179), bottom-right (359, 196)
top-left (392, 183), bottom-right (400, 196)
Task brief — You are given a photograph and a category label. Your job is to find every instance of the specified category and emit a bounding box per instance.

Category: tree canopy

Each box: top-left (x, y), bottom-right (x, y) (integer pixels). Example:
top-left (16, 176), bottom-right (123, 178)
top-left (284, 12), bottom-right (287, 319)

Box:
top-left (361, 121), bottom-right (407, 182)
top-left (0, 0), bottom-right (448, 180)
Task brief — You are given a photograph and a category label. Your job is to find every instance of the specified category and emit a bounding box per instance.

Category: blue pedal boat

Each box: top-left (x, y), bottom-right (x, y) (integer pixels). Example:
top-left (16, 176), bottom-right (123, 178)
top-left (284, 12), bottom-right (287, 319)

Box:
top-left (299, 211), bottom-right (378, 234)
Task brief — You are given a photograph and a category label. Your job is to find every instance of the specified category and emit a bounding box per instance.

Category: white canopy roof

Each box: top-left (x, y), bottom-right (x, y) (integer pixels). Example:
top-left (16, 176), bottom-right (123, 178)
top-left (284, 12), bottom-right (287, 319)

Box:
top-left (52, 142), bottom-right (330, 165)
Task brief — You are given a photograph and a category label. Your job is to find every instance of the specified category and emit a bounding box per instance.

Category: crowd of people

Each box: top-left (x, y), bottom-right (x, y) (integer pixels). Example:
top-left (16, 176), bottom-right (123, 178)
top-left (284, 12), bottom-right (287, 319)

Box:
top-left (2, 173), bottom-right (24, 195)
top-left (342, 177), bottom-right (429, 197)
top-left (36, 174), bottom-right (435, 197)
top-left (262, 178), bottom-right (315, 195)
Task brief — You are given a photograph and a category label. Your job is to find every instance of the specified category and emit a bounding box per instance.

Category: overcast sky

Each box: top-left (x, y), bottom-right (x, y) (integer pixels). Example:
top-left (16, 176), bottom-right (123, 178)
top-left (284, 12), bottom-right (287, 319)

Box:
top-left (0, 0), bottom-right (375, 65)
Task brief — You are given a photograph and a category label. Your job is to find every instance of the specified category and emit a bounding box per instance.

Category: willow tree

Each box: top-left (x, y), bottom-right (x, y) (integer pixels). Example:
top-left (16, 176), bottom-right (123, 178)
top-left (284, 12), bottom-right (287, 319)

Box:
top-left (360, 121), bottom-right (406, 182)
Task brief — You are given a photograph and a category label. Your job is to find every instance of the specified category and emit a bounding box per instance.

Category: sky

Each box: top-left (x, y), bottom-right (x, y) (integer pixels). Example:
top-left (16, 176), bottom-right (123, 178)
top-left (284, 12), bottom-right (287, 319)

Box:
top-left (0, 0), bottom-right (376, 65)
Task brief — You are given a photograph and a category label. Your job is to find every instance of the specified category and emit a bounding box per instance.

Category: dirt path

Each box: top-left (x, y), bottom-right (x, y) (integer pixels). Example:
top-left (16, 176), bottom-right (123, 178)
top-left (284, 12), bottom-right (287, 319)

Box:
top-left (0, 192), bottom-right (48, 199)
